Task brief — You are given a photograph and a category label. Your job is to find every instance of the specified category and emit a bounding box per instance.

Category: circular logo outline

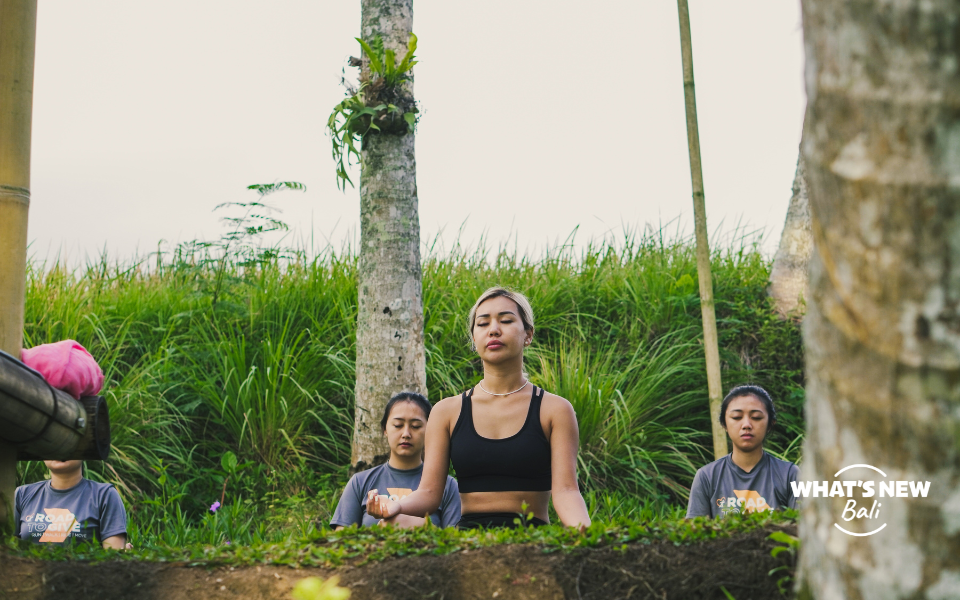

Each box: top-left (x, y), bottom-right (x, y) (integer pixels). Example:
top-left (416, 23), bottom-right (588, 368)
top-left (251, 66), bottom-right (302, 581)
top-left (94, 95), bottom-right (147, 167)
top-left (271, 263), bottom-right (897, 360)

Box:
top-left (832, 464), bottom-right (887, 537)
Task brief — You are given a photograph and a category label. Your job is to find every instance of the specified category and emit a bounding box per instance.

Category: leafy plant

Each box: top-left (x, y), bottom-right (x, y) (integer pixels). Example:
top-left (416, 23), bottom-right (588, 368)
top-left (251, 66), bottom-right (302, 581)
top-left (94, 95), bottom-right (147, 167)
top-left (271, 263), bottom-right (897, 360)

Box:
top-left (768, 530), bottom-right (800, 595)
top-left (356, 34), bottom-right (418, 87)
top-left (175, 181), bottom-right (306, 305)
top-left (327, 90), bottom-right (401, 190)
top-left (512, 501), bottom-right (538, 527)
top-left (140, 460), bottom-right (191, 512)
top-left (328, 34), bottom-right (419, 190)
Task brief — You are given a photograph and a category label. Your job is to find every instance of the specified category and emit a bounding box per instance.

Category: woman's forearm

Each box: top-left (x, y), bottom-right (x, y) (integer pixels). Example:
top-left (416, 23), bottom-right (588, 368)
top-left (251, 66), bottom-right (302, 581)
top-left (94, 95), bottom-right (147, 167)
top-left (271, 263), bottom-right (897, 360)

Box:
top-left (552, 489), bottom-right (591, 528)
top-left (396, 488), bottom-right (442, 518)
top-left (369, 486), bottom-right (442, 520)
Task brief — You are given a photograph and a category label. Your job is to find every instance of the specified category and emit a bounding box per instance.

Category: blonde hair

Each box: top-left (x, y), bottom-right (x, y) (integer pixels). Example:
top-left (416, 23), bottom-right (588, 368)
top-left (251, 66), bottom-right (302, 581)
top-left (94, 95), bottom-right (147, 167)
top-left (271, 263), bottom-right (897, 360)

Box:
top-left (467, 286), bottom-right (535, 349)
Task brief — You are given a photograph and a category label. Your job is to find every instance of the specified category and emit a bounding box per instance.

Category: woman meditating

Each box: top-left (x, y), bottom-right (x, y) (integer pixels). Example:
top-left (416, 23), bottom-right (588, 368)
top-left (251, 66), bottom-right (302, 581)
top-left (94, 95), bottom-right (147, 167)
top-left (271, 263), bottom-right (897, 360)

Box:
top-left (686, 384), bottom-right (800, 518)
top-left (15, 460), bottom-right (129, 548)
top-left (330, 392), bottom-right (461, 528)
top-left (366, 286), bottom-right (590, 529)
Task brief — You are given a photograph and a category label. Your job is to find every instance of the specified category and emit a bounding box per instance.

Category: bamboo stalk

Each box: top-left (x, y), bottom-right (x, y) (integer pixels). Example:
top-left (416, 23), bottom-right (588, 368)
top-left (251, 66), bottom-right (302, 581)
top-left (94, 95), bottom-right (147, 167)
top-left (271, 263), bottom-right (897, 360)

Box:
top-left (0, 0), bottom-right (38, 533)
top-left (676, 0), bottom-right (727, 460)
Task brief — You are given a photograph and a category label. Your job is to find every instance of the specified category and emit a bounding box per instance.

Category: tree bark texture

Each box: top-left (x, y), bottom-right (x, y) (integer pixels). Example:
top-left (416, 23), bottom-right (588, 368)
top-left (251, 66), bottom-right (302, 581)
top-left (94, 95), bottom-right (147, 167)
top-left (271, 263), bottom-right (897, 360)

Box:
top-left (352, 0), bottom-right (426, 472)
top-left (677, 0), bottom-right (727, 460)
top-left (770, 151), bottom-right (813, 317)
top-left (799, 1), bottom-right (960, 598)
top-left (0, 0), bottom-right (36, 534)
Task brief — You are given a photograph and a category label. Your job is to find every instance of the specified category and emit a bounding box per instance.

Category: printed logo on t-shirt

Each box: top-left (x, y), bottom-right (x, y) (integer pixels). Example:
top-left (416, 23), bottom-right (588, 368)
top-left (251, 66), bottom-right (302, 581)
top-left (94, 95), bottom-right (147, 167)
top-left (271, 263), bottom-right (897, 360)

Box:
top-left (386, 488), bottom-right (413, 502)
top-left (23, 508), bottom-right (81, 543)
top-left (715, 490), bottom-right (771, 516)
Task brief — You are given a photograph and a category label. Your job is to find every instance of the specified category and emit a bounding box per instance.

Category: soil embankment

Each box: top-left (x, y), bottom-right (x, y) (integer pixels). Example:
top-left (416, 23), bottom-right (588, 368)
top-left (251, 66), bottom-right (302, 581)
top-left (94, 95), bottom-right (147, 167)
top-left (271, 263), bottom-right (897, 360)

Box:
top-left (0, 525), bottom-right (795, 600)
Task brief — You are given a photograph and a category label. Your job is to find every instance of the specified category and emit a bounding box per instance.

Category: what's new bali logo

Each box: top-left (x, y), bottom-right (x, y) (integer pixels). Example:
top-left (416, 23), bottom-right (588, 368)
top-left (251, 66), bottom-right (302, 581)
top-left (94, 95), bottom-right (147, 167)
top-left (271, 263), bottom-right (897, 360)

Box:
top-left (791, 464), bottom-right (931, 537)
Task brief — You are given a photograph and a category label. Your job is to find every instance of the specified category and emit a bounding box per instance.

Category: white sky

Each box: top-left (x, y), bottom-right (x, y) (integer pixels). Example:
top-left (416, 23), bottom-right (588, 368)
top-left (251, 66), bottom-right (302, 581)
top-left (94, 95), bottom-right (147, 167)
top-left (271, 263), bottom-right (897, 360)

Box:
top-left (27, 0), bottom-right (805, 264)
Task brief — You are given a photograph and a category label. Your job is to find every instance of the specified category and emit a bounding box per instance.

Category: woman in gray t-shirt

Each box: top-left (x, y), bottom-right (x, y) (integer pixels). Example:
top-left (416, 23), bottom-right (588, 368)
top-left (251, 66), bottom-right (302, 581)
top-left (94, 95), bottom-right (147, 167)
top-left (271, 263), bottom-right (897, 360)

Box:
top-left (331, 392), bottom-right (460, 529)
top-left (686, 385), bottom-right (799, 519)
top-left (15, 460), bottom-right (129, 548)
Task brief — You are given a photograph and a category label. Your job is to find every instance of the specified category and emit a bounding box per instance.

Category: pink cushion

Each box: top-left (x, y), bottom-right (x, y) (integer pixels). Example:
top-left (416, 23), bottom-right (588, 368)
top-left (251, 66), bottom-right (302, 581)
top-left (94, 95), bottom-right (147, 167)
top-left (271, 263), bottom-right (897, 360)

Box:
top-left (21, 340), bottom-right (104, 400)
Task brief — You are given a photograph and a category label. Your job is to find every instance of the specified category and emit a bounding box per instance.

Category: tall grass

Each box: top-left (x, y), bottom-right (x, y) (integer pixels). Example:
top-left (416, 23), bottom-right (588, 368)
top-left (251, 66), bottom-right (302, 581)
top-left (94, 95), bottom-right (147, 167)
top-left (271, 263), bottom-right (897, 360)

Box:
top-left (182, 316), bottom-right (352, 471)
top-left (533, 329), bottom-right (710, 501)
top-left (16, 229), bottom-right (804, 539)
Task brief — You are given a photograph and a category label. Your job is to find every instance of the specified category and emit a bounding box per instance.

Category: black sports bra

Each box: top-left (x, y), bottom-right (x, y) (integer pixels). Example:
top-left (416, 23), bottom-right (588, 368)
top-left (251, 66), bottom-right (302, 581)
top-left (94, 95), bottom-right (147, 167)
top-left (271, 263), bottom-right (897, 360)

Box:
top-left (449, 385), bottom-right (552, 493)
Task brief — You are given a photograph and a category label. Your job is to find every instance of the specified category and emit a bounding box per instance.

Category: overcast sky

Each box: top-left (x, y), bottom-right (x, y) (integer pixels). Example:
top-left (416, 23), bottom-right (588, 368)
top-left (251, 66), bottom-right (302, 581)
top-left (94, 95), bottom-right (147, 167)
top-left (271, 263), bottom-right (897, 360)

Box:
top-left (28, 0), bottom-right (805, 264)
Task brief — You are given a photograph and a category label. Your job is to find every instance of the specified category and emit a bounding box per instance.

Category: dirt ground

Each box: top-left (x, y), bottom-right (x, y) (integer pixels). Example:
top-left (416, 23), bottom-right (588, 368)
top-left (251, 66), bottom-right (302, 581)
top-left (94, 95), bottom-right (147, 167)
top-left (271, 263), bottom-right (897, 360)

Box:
top-left (0, 525), bottom-right (796, 600)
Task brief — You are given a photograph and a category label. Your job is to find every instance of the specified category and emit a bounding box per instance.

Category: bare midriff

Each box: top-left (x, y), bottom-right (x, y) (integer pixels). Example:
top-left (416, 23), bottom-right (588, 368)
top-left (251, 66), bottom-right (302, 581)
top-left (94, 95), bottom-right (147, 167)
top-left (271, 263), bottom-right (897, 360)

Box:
top-left (460, 490), bottom-right (551, 523)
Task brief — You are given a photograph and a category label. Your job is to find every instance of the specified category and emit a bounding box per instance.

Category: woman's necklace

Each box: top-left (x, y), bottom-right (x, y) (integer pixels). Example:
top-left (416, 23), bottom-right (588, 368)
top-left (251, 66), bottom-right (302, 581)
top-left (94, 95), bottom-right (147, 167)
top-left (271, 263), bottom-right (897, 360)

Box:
top-left (477, 379), bottom-right (529, 397)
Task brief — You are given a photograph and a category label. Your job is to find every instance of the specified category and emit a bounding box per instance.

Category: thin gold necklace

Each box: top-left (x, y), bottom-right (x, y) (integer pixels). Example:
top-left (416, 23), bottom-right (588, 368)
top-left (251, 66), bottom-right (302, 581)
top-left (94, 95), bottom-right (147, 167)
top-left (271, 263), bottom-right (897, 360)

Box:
top-left (477, 379), bottom-right (529, 397)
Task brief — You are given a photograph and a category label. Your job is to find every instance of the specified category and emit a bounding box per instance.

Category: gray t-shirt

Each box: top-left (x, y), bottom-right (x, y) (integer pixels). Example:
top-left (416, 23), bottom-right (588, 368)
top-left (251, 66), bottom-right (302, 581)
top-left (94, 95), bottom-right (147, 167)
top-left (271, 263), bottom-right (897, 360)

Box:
top-left (15, 478), bottom-right (128, 545)
top-left (330, 463), bottom-right (461, 528)
top-left (686, 452), bottom-right (799, 518)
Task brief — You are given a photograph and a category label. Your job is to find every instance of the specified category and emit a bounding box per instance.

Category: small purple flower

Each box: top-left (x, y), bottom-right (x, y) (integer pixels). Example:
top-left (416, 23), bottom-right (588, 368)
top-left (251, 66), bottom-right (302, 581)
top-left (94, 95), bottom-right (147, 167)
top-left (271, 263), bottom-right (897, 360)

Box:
top-left (210, 501), bottom-right (221, 513)
top-left (224, 540), bottom-right (231, 545)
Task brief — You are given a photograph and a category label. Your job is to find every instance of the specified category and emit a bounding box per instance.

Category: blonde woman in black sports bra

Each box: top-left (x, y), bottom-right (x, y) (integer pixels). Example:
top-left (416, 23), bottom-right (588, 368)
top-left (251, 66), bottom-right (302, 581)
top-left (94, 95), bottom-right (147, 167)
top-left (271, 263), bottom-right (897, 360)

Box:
top-left (366, 286), bottom-right (591, 529)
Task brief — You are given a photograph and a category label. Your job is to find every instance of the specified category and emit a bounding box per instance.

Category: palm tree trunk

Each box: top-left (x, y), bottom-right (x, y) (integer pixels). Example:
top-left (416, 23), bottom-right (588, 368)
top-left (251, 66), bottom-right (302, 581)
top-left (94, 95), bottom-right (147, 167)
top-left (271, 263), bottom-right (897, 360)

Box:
top-left (352, 0), bottom-right (427, 471)
top-left (799, 0), bottom-right (960, 596)
top-left (769, 149), bottom-right (812, 317)
top-left (676, 0), bottom-right (727, 460)
top-left (0, 0), bottom-right (37, 533)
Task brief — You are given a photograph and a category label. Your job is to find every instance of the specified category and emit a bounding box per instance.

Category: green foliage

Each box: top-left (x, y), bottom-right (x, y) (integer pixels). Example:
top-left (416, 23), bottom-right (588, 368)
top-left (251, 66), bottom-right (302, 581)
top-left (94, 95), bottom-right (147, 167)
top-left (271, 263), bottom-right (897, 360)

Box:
top-left (768, 530), bottom-right (800, 595)
top-left (174, 181), bottom-right (306, 305)
top-left (328, 34), bottom-right (419, 190)
top-left (534, 329), bottom-right (710, 501)
top-left (16, 226), bottom-right (804, 545)
top-left (7, 509), bottom-right (797, 568)
top-left (327, 90), bottom-right (406, 190)
top-left (183, 316), bottom-right (351, 471)
top-left (356, 33), bottom-right (418, 87)
top-left (221, 450), bottom-right (239, 475)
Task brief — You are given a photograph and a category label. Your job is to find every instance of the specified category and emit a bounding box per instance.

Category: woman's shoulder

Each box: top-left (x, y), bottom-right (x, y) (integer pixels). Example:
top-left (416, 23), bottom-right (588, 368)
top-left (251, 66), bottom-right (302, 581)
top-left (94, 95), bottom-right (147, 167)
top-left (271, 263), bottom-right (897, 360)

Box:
top-left (86, 479), bottom-right (117, 491)
top-left (765, 453), bottom-right (800, 477)
top-left (15, 479), bottom-right (48, 502)
top-left (431, 394), bottom-right (464, 422)
top-left (538, 389), bottom-right (575, 416)
top-left (434, 394), bottom-right (463, 410)
top-left (86, 480), bottom-right (122, 501)
top-left (16, 479), bottom-right (48, 493)
top-left (696, 454), bottom-right (731, 478)
top-left (347, 463), bottom-right (389, 491)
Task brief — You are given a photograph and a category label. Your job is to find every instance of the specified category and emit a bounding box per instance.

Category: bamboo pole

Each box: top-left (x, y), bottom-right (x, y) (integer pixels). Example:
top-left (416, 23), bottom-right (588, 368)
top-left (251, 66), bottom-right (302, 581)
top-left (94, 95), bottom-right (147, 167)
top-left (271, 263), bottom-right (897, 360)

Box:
top-left (676, 0), bottom-right (727, 460)
top-left (0, 0), bottom-right (38, 533)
